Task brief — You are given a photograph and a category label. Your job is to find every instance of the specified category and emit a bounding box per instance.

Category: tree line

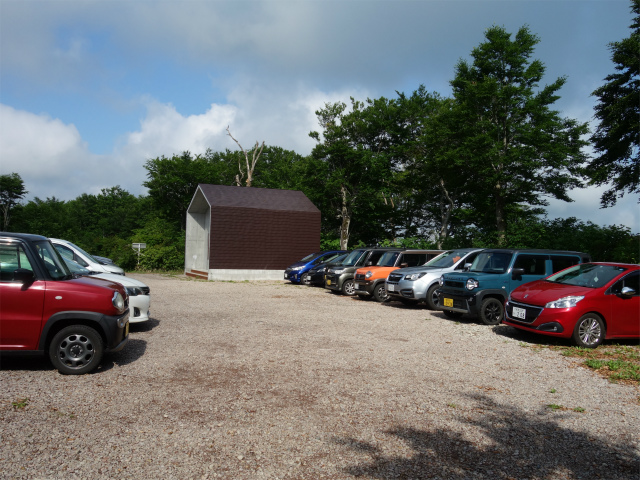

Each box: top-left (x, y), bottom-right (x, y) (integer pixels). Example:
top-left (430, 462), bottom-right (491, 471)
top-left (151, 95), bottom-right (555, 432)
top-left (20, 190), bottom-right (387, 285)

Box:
top-left (2, 14), bottom-right (639, 270)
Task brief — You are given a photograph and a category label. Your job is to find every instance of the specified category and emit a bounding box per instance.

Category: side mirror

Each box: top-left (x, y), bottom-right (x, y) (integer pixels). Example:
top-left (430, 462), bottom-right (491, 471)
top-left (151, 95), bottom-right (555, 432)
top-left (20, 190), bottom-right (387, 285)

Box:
top-left (463, 263), bottom-right (472, 271)
top-left (13, 268), bottom-right (35, 284)
top-left (400, 263), bottom-right (408, 268)
top-left (620, 286), bottom-right (636, 297)
top-left (512, 267), bottom-right (525, 280)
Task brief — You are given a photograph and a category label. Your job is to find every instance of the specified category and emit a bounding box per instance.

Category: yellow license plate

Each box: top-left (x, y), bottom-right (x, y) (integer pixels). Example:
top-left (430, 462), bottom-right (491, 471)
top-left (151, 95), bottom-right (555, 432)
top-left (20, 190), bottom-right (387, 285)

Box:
top-left (443, 298), bottom-right (453, 307)
top-left (327, 279), bottom-right (332, 286)
top-left (125, 322), bottom-right (130, 336)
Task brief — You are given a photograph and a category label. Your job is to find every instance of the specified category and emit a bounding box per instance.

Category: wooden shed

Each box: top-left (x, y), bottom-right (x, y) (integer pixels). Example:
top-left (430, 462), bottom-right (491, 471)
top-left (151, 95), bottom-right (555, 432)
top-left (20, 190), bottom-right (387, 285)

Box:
top-left (185, 184), bottom-right (321, 280)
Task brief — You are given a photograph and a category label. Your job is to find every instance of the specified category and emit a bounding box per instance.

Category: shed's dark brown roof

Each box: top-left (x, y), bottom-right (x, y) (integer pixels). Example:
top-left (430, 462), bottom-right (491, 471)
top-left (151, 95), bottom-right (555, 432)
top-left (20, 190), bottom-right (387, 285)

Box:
top-left (197, 184), bottom-right (319, 213)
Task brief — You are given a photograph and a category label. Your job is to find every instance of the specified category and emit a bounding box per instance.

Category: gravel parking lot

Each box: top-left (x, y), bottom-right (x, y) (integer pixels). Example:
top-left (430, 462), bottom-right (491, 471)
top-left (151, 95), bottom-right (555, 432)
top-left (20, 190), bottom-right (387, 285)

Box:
top-left (1, 274), bottom-right (639, 479)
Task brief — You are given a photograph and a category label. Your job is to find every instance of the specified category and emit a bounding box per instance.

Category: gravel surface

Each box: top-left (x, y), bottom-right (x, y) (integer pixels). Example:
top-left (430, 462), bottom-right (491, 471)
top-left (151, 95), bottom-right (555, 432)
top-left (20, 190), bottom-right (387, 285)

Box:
top-left (1, 274), bottom-right (639, 480)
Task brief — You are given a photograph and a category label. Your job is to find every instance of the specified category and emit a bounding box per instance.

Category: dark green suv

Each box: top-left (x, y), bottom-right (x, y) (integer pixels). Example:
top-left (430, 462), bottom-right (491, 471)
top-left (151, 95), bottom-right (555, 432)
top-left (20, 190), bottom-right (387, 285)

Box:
top-left (437, 249), bottom-right (591, 325)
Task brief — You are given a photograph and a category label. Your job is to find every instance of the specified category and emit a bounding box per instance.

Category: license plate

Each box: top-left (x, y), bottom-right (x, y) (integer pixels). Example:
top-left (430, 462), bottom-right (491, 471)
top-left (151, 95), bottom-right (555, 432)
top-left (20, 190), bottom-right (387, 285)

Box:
top-left (327, 279), bottom-right (331, 286)
top-left (512, 306), bottom-right (526, 320)
top-left (284, 273), bottom-right (287, 279)
top-left (443, 297), bottom-right (453, 308)
top-left (354, 283), bottom-right (359, 289)
top-left (387, 284), bottom-right (395, 292)
top-left (125, 322), bottom-right (130, 336)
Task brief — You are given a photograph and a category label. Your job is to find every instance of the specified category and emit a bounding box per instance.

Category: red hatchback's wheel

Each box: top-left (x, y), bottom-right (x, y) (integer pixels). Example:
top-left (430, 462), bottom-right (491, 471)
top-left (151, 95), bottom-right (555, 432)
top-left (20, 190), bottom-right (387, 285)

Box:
top-left (572, 314), bottom-right (605, 348)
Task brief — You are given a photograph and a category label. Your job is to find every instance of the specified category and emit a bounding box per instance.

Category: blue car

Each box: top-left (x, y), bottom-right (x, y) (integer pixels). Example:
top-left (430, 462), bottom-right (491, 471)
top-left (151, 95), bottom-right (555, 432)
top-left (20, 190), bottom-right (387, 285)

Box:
top-left (284, 251), bottom-right (346, 284)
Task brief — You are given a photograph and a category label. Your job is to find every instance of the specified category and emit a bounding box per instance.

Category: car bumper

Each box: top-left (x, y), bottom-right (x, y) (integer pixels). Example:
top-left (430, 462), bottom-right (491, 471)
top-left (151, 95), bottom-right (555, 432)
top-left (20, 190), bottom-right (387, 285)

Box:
top-left (354, 279), bottom-right (374, 295)
top-left (386, 281), bottom-right (426, 300)
top-left (325, 273), bottom-right (347, 290)
top-left (503, 300), bottom-right (570, 338)
top-left (284, 271), bottom-right (303, 283)
top-left (103, 311), bottom-right (130, 352)
top-left (129, 294), bottom-right (151, 323)
top-left (436, 290), bottom-right (477, 314)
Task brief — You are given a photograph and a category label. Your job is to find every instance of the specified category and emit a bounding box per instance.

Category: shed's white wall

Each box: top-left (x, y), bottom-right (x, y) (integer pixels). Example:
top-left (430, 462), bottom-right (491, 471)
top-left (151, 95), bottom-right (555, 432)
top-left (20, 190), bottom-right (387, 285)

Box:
top-left (185, 210), bottom-right (209, 271)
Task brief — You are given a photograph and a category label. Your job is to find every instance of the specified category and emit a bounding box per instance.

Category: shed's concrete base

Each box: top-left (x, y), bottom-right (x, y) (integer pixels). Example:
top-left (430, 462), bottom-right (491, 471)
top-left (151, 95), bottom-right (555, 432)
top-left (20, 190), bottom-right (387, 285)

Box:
top-left (186, 269), bottom-right (285, 281)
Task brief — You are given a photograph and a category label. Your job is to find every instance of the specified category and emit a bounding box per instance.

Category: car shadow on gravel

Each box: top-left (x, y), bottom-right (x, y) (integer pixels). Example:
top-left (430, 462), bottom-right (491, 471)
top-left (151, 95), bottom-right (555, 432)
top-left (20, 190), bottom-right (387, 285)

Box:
top-left (334, 393), bottom-right (638, 479)
top-left (0, 338), bottom-right (147, 374)
top-left (129, 318), bottom-right (160, 333)
top-left (0, 354), bottom-right (52, 372)
top-left (102, 338), bottom-right (147, 369)
top-left (493, 324), bottom-right (640, 348)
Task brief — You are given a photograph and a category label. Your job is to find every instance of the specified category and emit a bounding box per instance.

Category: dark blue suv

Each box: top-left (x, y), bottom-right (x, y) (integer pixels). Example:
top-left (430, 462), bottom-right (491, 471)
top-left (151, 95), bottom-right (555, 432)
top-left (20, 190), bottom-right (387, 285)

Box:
top-left (284, 251), bottom-right (346, 285)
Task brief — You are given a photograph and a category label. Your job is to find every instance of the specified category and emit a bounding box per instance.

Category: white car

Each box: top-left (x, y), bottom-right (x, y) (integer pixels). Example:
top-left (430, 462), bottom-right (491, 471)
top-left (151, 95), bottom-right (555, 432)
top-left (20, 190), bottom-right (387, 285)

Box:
top-left (50, 238), bottom-right (125, 275)
top-left (61, 257), bottom-right (151, 323)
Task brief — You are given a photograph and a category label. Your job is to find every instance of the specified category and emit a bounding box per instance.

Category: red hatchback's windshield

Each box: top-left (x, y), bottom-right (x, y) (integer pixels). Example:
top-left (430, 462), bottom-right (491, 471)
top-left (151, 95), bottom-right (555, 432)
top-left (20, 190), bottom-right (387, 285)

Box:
top-left (546, 264), bottom-right (628, 289)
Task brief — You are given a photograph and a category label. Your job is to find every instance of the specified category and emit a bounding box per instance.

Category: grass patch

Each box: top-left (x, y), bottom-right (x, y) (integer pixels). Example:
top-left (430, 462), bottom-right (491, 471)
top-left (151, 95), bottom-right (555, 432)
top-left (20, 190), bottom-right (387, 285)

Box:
top-left (11, 398), bottom-right (29, 410)
top-left (549, 343), bottom-right (640, 385)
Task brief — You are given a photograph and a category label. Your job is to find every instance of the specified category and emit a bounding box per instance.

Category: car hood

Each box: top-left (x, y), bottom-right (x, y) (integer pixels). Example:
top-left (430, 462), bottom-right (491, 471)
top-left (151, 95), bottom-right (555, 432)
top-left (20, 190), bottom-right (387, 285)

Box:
top-left (93, 273), bottom-right (148, 288)
top-left (286, 261), bottom-right (307, 269)
top-left (510, 280), bottom-right (595, 306)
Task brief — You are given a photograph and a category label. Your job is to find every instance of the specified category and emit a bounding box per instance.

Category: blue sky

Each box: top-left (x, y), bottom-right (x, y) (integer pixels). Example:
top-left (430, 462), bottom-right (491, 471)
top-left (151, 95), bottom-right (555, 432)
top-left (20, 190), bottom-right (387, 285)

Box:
top-left (0, 0), bottom-right (637, 233)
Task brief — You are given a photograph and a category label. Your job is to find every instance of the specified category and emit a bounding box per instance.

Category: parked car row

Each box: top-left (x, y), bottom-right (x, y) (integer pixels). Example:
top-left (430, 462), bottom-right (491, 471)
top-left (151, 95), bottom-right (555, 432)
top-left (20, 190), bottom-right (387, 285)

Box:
top-left (285, 248), bottom-right (640, 348)
top-left (0, 232), bottom-right (152, 375)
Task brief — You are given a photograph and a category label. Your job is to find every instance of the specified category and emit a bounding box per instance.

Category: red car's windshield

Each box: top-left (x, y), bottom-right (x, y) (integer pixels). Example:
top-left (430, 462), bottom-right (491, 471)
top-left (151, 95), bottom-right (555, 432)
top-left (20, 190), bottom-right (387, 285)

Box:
top-left (546, 264), bottom-right (628, 289)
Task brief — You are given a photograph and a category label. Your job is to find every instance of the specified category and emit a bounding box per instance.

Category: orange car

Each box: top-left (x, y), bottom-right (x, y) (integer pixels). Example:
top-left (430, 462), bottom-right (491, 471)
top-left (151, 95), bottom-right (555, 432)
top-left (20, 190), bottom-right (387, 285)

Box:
top-left (353, 249), bottom-right (443, 302)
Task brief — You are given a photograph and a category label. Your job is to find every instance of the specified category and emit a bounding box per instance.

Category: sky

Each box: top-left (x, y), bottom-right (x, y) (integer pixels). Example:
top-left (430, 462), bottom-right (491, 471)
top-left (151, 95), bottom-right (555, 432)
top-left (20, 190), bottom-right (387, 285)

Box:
top-left (0, 0), bottom-right (637, 233)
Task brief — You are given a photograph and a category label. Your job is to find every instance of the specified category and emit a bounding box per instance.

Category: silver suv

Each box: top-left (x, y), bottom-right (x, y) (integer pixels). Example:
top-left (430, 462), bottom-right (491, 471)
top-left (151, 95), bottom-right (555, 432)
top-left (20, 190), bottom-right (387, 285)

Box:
top-left (385, 248), bottom-right (483, 308)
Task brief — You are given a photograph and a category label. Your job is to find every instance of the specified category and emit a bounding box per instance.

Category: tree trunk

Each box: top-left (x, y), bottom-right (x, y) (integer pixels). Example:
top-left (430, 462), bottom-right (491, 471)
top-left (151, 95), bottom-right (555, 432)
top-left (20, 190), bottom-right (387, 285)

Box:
top-left (495, 184), bottom-right (507, 245)
top-left (437, 179), bottom-right (454, 249)
top-left (339, 184), bottom-right (351, 250)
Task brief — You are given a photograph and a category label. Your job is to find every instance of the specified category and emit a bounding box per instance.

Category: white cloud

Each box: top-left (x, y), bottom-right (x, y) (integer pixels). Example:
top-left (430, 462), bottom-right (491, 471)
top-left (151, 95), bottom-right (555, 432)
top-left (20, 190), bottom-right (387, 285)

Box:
top-left (544, 186), bottom-right (639, 233)
top-left (0, 104), bottom-right (106, 198)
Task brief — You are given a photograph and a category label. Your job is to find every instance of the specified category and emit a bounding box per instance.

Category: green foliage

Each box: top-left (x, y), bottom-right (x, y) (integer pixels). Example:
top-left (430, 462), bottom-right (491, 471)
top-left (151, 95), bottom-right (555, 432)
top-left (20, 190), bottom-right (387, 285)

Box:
top-left (587, 0), bottom-right (640, 206)
top-left (0, 172), bottom-right (28, 231)
top-left (133, 217), bottom-right (185, 271)
top-left (450, 26), bottom-right (589, 241)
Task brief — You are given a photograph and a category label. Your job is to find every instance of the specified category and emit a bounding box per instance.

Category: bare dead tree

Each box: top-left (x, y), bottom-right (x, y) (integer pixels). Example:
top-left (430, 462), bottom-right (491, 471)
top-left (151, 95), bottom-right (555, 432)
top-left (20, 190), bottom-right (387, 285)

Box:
top-left (226, 126), bottom-right (265, 187)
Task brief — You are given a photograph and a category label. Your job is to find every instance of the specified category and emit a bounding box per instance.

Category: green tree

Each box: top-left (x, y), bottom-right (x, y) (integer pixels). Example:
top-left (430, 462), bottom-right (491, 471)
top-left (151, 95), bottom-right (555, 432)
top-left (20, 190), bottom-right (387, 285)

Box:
top-left (309, 98), bottom-right (400, 249)
top-left (143, 151), bottom-right (235, 230)
top-left (0, 172), bottom-right (28, 231)
top-left (394, 87), bottom-right (477, 248)
top-left (11, 196), bottom-right (70, 237)
top-left (587, 0), bottom-right (640, 206)
top-left (451, 26), bottom-right (589, 244)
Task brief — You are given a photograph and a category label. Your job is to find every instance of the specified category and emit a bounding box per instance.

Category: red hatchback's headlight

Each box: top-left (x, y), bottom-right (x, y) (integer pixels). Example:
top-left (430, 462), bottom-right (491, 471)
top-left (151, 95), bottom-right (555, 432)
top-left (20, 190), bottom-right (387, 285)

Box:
top-left (545, 296), bottom-right (584, 309)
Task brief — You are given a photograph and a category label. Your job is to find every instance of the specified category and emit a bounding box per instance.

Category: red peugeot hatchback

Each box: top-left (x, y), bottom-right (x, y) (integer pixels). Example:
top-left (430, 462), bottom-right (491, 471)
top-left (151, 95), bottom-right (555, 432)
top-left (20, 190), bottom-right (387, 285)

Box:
top-left (504, 263), bottom-right (639, 348)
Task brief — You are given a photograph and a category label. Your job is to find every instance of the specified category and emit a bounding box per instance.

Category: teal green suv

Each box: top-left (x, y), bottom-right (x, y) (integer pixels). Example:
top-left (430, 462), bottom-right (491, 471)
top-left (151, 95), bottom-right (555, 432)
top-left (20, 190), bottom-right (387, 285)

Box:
top-left (436, 249), bottom-right (591, 325)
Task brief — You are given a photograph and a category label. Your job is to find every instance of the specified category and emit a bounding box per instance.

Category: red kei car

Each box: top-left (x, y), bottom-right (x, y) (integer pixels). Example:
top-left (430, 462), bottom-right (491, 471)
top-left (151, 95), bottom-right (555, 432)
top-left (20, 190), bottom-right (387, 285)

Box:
top-left (504, 263), bottom-right (639, 348)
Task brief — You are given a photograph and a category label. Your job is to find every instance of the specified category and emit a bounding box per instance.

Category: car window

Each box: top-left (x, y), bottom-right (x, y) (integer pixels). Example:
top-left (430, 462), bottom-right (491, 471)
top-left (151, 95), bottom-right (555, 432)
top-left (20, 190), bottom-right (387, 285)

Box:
top-left (547, 264), bottom-right (628, 288)
top-left (0, 243), bottom-right (34, 282)
top-left (36, 241), bottom-right (71, 280)
top-left (551, 255), bottom-right (581, 273)
top-left (401, 253), bottom-right (427, 267)
top-left (610, 271), bottom-right (639, 296)
top-left (469, 252), bottom-right (513, 274)
top-left (377, 251), bottom-right (400, 266)
top-left (342, 250), bottom-right (366, 267)
top-left (365, 251), bottom-right (385, 266)
top-left (424, 251), bottom-right (458, 268)
top-left (456, 251), bottom-right (480, 270)
top-left (513, 254), bottom-right (547, 275)
top-left (55, 244), bottom-right (89, 267)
